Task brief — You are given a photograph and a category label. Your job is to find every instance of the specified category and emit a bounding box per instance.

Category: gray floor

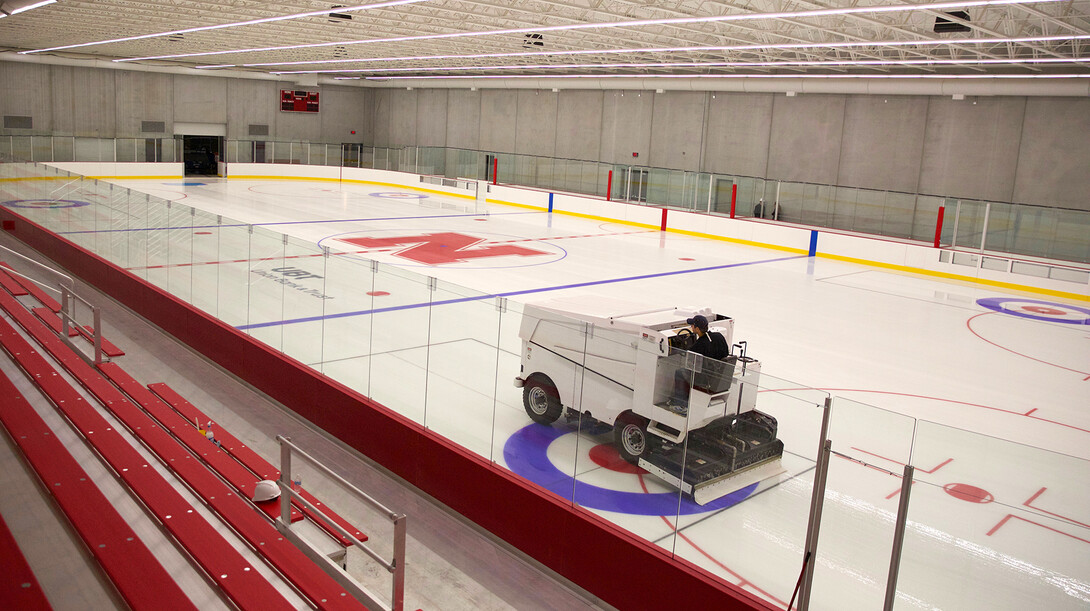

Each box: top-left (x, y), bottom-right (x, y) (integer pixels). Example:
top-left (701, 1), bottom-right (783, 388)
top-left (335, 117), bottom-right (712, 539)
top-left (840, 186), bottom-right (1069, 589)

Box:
top-left (0, 231), bottom-right (609, 611)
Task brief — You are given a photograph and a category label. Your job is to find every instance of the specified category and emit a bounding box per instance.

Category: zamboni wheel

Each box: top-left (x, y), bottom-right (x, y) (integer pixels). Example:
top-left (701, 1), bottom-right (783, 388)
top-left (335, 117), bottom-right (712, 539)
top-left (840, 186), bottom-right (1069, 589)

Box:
top-left (523, 374), bottom-right (563, 425)
top-left (614, 411), bottom-right (650, 465)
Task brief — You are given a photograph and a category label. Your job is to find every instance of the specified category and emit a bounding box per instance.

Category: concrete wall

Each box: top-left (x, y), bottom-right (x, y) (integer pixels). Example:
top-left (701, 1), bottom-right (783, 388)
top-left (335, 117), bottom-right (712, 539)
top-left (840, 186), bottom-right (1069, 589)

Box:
top-left (364, 87), bottom-right (1088, 210)
top-left (0, 62), bottom-right (371, 144)
top-left (3, 60), bottom-right (1089, 210)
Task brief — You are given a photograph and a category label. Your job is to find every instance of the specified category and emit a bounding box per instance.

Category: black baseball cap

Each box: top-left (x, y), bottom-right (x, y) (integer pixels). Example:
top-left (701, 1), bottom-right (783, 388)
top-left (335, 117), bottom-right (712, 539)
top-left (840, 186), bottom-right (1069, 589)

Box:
top-left (686, 314), bottom-right (708, 331)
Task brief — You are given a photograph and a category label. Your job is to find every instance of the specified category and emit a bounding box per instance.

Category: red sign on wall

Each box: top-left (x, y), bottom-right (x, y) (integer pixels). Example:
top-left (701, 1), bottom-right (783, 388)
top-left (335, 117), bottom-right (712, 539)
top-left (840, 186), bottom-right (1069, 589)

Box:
top-left (281, 90), bottom-right (319, 113)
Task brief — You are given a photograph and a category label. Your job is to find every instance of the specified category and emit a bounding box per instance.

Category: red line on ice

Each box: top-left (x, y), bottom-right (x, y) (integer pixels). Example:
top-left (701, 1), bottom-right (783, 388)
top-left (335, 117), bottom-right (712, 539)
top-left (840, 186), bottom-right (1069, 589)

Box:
top-left (967, 312), bottom-right (1090, 379)
top-left (763, 388), bottom-right (1090, 436)
top-left (636, 473), bottom-right (788, 607)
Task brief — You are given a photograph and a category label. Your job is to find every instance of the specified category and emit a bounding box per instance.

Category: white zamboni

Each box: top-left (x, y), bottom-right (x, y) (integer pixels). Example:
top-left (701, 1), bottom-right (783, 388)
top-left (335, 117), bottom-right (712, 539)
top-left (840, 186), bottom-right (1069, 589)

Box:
top-left (514, 296), bottom-right (785, 505)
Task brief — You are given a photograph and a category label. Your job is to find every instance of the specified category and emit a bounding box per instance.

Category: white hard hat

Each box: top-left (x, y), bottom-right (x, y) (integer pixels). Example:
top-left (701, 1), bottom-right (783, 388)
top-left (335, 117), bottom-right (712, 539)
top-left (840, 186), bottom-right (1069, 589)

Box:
top-left (252, 479), bottom-right (281, 503)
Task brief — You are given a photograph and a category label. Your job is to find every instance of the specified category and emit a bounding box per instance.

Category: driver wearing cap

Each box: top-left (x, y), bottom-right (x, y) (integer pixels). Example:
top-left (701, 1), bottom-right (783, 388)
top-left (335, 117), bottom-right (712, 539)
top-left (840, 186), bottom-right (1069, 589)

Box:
top-left (685, 314), bottom-right (728, 359)
top-left (670, 314), bottom-right (730, 411)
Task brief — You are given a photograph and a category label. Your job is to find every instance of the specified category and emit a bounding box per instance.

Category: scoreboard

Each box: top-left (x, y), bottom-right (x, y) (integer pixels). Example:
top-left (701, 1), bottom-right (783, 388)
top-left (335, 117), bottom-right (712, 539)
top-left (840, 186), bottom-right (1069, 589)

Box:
top-left (281, 90), bottom-right (319, 113)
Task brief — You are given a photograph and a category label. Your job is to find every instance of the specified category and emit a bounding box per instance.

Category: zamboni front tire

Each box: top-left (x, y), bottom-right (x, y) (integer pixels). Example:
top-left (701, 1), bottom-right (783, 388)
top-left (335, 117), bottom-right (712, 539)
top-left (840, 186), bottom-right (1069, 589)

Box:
top-left (523, 374), bottom-right (563, 425)
top-left (614, 411), bottom-right (651, 465)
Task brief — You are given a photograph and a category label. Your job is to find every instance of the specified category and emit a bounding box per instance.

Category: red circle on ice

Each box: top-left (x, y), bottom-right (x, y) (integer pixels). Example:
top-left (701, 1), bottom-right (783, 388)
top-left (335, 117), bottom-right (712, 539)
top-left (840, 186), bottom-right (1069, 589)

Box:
top-left (194, 231), bottom-right (212, 235)
top-left (1023, 305), bottom-right (1066, 315)
top-left (367, 291), bottom-right (390, 297)
top-left (679, 257), bottom-right (695, 261)
top-left (943, 482), bottom-right (994, 504)
top-left (588, 444), bottom-right (646, 474)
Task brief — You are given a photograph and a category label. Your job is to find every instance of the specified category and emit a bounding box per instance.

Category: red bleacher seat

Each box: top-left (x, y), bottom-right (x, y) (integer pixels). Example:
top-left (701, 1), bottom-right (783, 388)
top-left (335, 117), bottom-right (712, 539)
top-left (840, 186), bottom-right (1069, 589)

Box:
top-left (31, 307), bottom-right (125, 356)
top-left (0, 263), bottom-right (60, 311)
top-left (148, 382), bottom-right (369, 546)
top-left (0, 287), bottom-right (365, 610)
top-left (99, 362), bottom-right (302, 523)
top-left (0, 368), bottom-right (194, 610)
top-left (0, 504), bottom-right (51, 611)
top-left (0, 266), bottom-right (28, 296)
top-left (0, 293), bottom-right (298, 610)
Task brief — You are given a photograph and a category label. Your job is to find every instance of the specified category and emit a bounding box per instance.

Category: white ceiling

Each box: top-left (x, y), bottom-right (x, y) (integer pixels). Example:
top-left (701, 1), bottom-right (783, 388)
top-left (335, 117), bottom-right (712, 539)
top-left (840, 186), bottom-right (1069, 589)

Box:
top-left (2, 0), bottom-right (1090, 91)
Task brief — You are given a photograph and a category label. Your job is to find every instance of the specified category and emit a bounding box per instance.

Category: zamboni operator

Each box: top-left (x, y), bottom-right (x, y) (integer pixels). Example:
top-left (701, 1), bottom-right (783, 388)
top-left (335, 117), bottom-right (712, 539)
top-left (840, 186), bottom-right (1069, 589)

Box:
top-left (670, 314), bottom-right (729, 410)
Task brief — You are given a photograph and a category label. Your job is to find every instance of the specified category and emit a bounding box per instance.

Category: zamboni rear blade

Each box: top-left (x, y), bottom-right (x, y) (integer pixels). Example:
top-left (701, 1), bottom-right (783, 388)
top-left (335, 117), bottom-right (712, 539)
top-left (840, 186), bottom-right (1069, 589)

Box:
top-left (692, 458), bottom-right (786, 506)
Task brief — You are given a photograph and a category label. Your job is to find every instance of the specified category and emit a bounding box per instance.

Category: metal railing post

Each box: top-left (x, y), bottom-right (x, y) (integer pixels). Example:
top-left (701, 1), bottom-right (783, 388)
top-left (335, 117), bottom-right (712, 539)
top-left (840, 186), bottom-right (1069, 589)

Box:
top-left (392, 515), bottom-right (407, 611)
top-left (884, 464), bottom-right (915, 611)
top-left (279, 437), bottom-right (293, 525)
top-left (92, 306), bottom-right (102, 365)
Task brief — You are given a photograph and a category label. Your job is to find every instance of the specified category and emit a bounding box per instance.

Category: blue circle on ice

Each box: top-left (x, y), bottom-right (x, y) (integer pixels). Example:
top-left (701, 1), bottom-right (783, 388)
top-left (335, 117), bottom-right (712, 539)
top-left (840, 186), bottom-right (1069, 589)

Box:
top-left (2, 199), bottom-right (90, 209)
top-left (503, 423), bottom-right (756, 516)
top-left (977, 297), bottom-right (1090, 325)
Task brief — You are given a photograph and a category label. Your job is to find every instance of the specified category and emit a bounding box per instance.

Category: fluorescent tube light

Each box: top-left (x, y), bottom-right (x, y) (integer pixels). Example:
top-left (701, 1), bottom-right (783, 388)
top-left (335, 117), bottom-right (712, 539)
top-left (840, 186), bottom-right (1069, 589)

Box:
top-left (20, 0), bottom-right (427, 53)
top-left (113, 0), bottom-right (1067, 63)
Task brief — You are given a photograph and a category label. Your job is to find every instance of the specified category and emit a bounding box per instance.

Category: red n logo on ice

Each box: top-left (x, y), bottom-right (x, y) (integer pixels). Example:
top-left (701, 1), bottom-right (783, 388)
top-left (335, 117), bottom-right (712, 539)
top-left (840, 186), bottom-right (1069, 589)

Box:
top-left (340, 232), bottom-right (549, 265)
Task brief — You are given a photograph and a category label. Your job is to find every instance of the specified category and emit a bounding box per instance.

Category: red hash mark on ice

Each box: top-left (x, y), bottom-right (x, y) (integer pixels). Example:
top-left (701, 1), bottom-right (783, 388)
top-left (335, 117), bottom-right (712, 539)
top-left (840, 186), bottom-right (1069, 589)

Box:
top-left (1022, 487), bottom-right (1090, 529)
top-left (987, 515), bottom-right (1090, 545)
top-left (986, 487), bottom-right (1089, 544)
top-left (339, 232), bottom-right (550, 265)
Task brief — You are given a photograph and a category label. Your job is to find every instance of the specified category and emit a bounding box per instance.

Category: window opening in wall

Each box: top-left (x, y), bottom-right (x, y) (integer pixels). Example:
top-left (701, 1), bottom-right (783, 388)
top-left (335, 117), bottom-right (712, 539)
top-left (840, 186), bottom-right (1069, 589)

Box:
top-left (143, 138), bottom-right (162, 163)
top-left (713, 178), bottom-right (735, 216)
top-left (626, 167), bottom-right (648, 203)
top-left (182, 135), bottom-right (222, 176)
top-left (342, 143), bottom-right (361, 167)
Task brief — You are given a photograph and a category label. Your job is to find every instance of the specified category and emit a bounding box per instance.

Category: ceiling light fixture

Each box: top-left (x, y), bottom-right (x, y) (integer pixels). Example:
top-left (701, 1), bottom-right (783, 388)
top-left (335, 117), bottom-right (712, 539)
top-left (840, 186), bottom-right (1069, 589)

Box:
top-left (0, 0), bottom-right (56, 19)
top-left (193, 34), bottom-right (1090, 70)
top-left (269, 56), bottom-right (1090, 75)
top-left (113, 0), bottom-right (1065, 63)
top-left (360, 73), bottom-right (1090, 81)
top-left (20, 0), bottom-right (427, 53)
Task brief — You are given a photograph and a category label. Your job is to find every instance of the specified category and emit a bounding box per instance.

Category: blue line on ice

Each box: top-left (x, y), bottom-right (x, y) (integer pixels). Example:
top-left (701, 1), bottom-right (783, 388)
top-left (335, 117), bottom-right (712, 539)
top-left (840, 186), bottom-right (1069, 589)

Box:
top-left (235, 254), bottom-right (807, 331)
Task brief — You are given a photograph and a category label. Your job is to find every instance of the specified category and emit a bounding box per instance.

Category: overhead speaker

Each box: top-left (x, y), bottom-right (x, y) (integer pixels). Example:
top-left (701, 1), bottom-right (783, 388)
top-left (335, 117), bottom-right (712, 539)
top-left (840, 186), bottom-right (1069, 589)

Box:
top-left (934, 11), bottom-right (971, 33)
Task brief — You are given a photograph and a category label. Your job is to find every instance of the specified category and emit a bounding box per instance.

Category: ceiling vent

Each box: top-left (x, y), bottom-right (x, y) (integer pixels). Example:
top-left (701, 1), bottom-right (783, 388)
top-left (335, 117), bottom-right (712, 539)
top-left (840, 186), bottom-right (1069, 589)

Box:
top-left (934, 11), bottom-right (971, 33)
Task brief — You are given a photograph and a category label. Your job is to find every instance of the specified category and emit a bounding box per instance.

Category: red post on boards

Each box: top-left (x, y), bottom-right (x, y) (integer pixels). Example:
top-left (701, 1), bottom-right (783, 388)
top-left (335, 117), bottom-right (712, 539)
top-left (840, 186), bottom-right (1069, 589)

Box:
top-left (492, 158), bottom-right (498, 185)
top-left (660, 208), bottom-right (668, 231)
top-left (730, 183), bottom-right (737, 218)
top-left (606, 170), bottom-right (613, 201)
top-left (934, 204), bottom-right (946, 248)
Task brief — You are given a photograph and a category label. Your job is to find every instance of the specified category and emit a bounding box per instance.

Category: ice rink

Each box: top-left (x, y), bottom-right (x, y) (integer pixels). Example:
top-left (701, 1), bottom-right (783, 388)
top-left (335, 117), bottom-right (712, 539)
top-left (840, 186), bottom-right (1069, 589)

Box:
top-left (9, 175), bottom-right (1089, 610)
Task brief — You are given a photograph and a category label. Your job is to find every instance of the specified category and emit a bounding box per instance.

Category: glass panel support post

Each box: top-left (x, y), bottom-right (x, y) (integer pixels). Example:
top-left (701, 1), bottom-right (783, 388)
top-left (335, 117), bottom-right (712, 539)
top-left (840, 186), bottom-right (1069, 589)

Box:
top-left (883, 464), bottom-right (915, 611)
top-left (798, 396), bottom-right (833, 611)
top-left (707, 174), bottom-right (714, 213)
top-left (951, 200), bottom-right (962, 249)
top-left (979, 202), bottom-right (992, 257)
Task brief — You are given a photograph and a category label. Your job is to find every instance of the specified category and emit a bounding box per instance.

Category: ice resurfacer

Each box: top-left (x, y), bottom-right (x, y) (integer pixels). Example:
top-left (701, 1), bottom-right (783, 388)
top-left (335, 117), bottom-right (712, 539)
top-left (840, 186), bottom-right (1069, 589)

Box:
top-left (514, 296), bottom-right (786, 505)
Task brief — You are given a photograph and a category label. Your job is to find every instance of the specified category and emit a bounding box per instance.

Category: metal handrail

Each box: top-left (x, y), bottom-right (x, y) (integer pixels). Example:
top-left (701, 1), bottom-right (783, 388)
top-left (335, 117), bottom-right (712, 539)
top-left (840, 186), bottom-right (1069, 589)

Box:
top-left (0, 244), bottom-right (74, 293)
top-left (276, 435), bottom-right (406, 611)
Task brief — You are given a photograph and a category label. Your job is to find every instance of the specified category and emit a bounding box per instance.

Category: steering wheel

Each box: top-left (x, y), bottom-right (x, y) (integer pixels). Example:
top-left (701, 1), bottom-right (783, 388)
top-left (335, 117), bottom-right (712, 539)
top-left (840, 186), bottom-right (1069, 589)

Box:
top-left (671, 327), bottom-right (694, 349)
